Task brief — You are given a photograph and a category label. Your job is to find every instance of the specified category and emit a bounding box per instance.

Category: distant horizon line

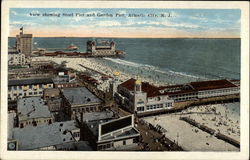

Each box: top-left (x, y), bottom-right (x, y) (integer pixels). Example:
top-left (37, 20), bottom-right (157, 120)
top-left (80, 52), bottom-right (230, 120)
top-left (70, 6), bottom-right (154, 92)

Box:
top-left (8, 36), bottom-right (241, 39)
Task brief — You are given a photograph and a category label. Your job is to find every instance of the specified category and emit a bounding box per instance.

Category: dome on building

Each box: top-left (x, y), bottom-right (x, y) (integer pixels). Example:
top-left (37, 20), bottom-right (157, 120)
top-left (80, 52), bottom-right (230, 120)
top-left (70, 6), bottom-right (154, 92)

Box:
top-left (113, 71), bottom-right (120, 76)
top-left (135, 79), bottom-right (141, 85)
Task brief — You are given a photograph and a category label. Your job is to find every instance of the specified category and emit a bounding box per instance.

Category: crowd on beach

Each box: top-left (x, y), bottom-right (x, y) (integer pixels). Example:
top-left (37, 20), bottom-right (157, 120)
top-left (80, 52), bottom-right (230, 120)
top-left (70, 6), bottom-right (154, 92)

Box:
top-left (32, 56), bottom-right (240, 151)
top-left (143, 103), bottom-right (240, 151)
top-left (32, 57), bottom-right (169, 91)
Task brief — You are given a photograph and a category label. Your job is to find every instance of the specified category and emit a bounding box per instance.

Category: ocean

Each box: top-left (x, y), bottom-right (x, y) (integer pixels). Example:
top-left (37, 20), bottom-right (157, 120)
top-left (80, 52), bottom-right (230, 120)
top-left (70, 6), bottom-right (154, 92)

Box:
top-left (8, 37), bottom-right (240, 84)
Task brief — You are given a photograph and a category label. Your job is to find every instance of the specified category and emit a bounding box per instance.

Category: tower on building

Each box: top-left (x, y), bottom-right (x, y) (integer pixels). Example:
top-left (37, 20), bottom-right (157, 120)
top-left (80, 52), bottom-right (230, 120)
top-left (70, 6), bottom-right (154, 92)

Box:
top-left (135, 79), bottom-right (142, 93)
top-left (110, 71), bottom-right (121, 96)
top-left (16, 27), bottom-right (33, 57)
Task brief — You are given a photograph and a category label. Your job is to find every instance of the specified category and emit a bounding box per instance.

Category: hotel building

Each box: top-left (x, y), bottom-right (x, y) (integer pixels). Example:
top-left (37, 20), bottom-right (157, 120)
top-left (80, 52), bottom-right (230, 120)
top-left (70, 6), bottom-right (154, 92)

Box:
top-left (8, 78), bottom-right (54, 101)
top-left (16, 28), bottom-right (33, 57)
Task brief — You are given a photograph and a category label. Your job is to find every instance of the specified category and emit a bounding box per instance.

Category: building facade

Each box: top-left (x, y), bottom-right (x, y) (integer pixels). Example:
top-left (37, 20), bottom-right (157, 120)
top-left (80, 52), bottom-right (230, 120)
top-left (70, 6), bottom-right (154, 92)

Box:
top-left (84, 115), bottom-right (140, 151)
top-left (114, 78), bottom-right (174, 115)
top-left (16, 30), bottom-right (33, 57)
top-left (8, 78), bottom-right (54, 101)
top-left (8, 52), bottom-right (28, 66)
top-left (87, 39), bottom-right (116, 56)
top-left (17, 97), bottom-right (54, 128)
top-left (159, 79), bottom-right (240, 102)
top-left (61, 87), bottom-right (103, 120)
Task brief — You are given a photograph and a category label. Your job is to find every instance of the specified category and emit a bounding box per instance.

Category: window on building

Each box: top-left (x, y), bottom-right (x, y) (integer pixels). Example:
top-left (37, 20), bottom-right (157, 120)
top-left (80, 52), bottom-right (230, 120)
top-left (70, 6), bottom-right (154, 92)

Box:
top-left (29, 92), bottom-right (32, 95)
top-left (137, 106), bottom-right (144, 112)
top-left (133, 137), bottom-right (139, 143)
top-left (32, 121), bottom-right (37, 126)
top-left (97, 145), bottom-right (102, 150)
top-left (123, 140), bottom-right (126, 145)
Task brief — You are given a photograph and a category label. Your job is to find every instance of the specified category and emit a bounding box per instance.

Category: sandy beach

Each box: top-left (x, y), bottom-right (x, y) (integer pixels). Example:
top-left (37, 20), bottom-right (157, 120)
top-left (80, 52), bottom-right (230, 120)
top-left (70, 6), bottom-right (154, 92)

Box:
top-left (32, 57), bottom-right (168, 90)
top-left (143, 103), bottom-right (240, 151)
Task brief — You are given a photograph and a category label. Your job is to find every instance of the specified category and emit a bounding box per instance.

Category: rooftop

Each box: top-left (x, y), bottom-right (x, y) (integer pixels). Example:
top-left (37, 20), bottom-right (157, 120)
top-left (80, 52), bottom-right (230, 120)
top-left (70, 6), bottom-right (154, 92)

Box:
top-left (119, 78), bottom-right (161, 97)
top-left (61, 87), bottom-right (102, 106)
top-left (190, 79), bottom-right (237, 91)
top-left (86, 115), bottom-right (139, 143)
top-left (81, 111), bottom-right (115, 122)
top-left (100, 128), bottom-right (140, 142)
top-left (9, 78), bottom-right (53, 86)
top-left (20, 34), bottom-right (32, 38)
top-left (120, 78), bottom-right (238, 97)
top-left (17, 97), bottom-right (52, 121)
top-left (44, 88), bottom-right (60, 96)
top-left (52, 75), bottom-right (77, 84)
top-left (12, 120), bottom-right (78, 150)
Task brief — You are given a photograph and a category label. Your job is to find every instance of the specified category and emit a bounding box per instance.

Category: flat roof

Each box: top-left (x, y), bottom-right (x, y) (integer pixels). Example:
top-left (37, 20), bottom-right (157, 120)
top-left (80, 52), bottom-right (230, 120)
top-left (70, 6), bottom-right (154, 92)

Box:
top-left (9, 78), bottom-right (53, 86)
top-left (61, 87), bottom-right (102, 106)
top-left (20, 34), bottom-right (32, 38)
top-left (17, 97), bottom-right (52, 121)
top-left (82, 111), bottom-right (115, 122)
top-left (12, 120), bottom-right (78, 150)
top-left (190, 79), bottom-right (237, 91)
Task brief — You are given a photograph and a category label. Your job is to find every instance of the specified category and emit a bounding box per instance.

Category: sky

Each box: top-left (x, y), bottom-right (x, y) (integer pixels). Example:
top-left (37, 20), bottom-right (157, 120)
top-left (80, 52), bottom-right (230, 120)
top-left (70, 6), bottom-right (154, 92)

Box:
top-left (9, 8), bottom-right (241, 38)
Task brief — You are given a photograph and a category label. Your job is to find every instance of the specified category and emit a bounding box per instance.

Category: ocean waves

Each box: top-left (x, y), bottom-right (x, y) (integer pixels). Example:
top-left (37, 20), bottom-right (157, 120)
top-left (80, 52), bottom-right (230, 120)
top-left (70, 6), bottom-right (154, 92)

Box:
top-left (103, 57), bottom-right (207, 84)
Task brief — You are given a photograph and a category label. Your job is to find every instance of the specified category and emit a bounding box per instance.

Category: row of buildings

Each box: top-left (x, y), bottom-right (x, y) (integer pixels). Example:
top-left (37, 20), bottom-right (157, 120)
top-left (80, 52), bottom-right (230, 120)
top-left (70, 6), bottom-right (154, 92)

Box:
top-left (8, 58), bottom-right (141, 151)
top-left (113, 78), bottom-right (240, 116)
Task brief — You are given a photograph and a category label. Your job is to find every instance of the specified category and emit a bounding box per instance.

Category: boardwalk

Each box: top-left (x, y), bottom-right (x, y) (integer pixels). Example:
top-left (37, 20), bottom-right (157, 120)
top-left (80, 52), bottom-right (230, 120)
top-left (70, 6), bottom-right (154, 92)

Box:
top-left (136, 119), bottom-right (184, 151)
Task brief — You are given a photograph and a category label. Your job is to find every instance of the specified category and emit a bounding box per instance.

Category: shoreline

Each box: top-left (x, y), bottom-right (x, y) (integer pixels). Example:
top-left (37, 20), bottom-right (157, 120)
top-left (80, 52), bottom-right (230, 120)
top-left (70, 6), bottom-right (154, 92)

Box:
top-left (32, 56), bottom-right (170, 87)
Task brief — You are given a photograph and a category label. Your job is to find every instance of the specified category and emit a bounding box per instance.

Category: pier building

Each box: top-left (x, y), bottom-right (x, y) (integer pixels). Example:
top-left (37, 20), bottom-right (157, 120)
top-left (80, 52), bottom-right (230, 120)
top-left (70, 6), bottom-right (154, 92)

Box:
top-left (114, 78), bottom-right (240, 116)
top-left (87, 39), bottom-right (117, 56)
top-left (114, 78), bottom-right (174, 115)
top-left (159, 79), bottom-right (240, 102)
